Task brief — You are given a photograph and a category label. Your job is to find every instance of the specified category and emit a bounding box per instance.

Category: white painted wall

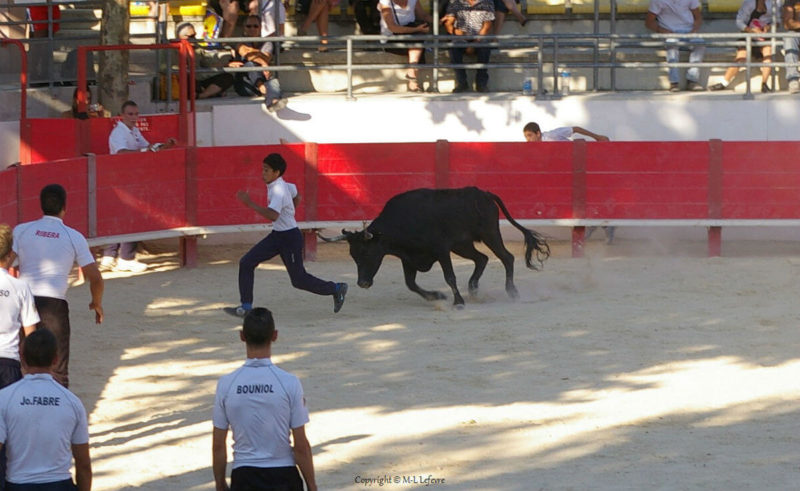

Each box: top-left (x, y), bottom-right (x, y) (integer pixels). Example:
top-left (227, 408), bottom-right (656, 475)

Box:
top-left (3, 93), bottom-right (799, 167)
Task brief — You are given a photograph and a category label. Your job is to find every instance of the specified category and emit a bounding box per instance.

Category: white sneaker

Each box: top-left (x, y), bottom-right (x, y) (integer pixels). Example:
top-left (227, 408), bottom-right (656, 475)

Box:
top-left (115, 258), bottom-right (147, 273)
top-left (790, 80), bottom-right (800, 94)
top-left (99, 256), bottom-right (116, 271)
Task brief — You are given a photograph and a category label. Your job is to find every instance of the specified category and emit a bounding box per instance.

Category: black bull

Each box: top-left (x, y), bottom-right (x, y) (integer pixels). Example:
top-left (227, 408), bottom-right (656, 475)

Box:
top-left (320, 187), bottom-right (550, 307)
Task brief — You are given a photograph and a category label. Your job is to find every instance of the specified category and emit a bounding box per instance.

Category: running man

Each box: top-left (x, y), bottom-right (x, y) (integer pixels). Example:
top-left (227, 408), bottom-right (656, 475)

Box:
top-left (224, 153), bottom-right (347, 317)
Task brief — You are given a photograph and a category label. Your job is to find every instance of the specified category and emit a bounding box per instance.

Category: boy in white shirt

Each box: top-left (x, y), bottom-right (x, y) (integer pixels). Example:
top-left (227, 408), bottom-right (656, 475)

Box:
top-left (224, 153), bottom-right (347, 318)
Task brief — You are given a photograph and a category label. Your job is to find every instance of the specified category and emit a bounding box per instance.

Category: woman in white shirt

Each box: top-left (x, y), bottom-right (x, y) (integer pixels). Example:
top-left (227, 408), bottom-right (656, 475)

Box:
top-left (378, 0), bottom-right (433, 92)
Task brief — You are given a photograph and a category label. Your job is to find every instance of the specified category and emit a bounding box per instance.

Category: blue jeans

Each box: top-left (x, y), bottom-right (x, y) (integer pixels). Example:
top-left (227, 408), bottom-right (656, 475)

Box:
top-left (665, 36), bottom-right (705, 84)
top-left (450, 45), bottom-right (490, 89)
top-left (265, 75), bottom-right (282, 104)
top-left (238, 228), bottom-right (337, 305)
top-left (784, 35), bottom-right (800, 82)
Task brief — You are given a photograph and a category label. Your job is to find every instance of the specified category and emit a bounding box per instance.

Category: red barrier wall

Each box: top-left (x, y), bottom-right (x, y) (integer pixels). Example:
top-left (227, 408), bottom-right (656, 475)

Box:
top-left (2, 140), bottom-right (800, 259)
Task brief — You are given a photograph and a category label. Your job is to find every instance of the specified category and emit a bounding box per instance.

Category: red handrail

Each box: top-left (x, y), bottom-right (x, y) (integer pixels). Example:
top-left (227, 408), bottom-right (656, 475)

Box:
top-left (1, 39), bottom-right (29, 165)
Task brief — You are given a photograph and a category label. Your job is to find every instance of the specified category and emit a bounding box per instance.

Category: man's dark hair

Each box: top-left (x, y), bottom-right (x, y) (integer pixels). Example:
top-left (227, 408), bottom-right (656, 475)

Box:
top-left (121, 100), bottom-right (138, 114)
top-left (263, 153), bottom-right (287, 176)
top-left (523, 122), bottom-right (541, 134)
top-left (23, 329), bottom-right (58, 368)
top-left (175, 22), bottom-right (194, 39)
top-left (0, 224), bottom-right (11, 260)
top-left (40, 184), bottom-right (66, 216)
top-left (242, 307), bottom-right (276, 346)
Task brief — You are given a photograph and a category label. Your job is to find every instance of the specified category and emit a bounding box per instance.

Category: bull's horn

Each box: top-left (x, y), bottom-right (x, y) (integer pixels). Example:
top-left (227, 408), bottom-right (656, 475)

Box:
top-left (317, 230), bottom-right (347, 242)
top-left (363, 230), bottom-right (373, 240)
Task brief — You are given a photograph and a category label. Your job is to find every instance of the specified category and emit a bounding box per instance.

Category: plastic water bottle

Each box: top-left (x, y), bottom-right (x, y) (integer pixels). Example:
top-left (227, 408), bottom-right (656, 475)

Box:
top-left (560, 71), bottom-right (571, 96)
top-left (522, 70), bottom-right (534, 95)
top-left (522, 77), bottom-right (533, 96)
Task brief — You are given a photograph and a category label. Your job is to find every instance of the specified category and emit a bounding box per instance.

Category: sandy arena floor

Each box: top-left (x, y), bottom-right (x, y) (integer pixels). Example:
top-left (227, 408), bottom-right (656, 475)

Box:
top-left (65, 236), bottom-right (800, 490)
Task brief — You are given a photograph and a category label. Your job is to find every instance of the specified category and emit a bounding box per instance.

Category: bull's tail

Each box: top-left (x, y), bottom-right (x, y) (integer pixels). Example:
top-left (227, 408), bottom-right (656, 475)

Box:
top-left (489, 192), bottom-right (551, 270)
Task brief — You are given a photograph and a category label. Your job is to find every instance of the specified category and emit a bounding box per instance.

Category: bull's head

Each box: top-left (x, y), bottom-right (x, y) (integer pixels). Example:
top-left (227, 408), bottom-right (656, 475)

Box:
top-left (317, 228), bottom-right (384, 289)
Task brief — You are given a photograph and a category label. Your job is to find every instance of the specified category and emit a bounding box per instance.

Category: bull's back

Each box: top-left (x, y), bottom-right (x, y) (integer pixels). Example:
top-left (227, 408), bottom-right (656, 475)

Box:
top-left (372, 187), bottom-right (499, 245)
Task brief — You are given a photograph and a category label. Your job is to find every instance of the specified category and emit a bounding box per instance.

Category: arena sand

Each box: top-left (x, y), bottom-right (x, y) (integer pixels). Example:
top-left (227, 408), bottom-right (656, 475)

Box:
top-left (65, 236), bottom-right (800, 490)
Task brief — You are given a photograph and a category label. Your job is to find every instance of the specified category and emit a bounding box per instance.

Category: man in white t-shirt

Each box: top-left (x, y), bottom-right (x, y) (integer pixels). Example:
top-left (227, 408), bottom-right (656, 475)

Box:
top-left (12, 184), bottom-right (104, 388)
top-left (0, 328), bottom-right (91, 491)
top-left (645, 0), bottom-right (705, 92)
top-left (104, 100), bottom-right (177, 273)
top-left (213, 308), bottom-right (316, 491)
top-left (223, 153), bottom-right (347, 318)
top-left (0, 224), bottom-right (40, 488)
top-left (523, 121), bottom-right (609, 142)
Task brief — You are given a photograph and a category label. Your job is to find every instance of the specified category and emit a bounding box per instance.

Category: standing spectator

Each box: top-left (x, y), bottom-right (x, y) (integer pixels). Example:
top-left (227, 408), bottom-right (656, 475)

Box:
top-left (298, 0), bottom-right (333, 51)
top-left (104, 100), bottom-right (176, 273)
top-left (443, 0), bottom-right (495, 93)
top-left (523, 121), bottom-right (609, 142)
top-left (176, 22), bottom-right (235, 99)
top-left (0, 224), bottom-right (38, 488)
top-left (229, 15), bottom-right (288, 112)
top-left (212, 308), bottom-right (317, 491)
top-left (709, 0), bottom-right (776, 93)
top-left (645, 0), bottom-right (705, 92)
top-left (377, 0), bottom-right (433, 92)
top-left (26, 5), bottom-right (59, 38)
top-left (0, 329), bottom-right (92, 491)
top-left (11, 184), bottom-right (104, 388)
top-left (783, 0), bottom-right (800, 93)
top-left (223, 153), bottom-right (347, 318)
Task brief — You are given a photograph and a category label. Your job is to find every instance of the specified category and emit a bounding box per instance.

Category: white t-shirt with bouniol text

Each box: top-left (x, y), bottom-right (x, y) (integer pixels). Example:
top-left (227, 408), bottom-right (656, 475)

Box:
top-left (12, 216), bottom-right (95, 300)
top-left (213, 358), bottom-right (309, 469)
top-left (0, 373), bottom-right (89, 485)
top-left (267, 177), bottom-right (298, 232)
top-left (0, 268), bottom-right (39, 360)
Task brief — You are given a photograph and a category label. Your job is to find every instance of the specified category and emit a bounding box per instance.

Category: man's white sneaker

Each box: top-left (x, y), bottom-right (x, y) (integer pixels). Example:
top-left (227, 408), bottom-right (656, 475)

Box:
top-left (790, 80), bottom-right (800, 94)
top-left (115, 258), bottom-right (147, 273)
top-left (99, 257), bottom-right (116, 271)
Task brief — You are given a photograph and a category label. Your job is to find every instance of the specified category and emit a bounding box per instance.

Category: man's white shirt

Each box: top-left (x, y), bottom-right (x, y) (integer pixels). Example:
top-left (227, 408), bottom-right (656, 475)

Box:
top-left (0, 268), bottom-right (39, 360)
top-left (12, 216), bottom-right (95, 300)
top-left (108, 120), bottom-right (150, 154)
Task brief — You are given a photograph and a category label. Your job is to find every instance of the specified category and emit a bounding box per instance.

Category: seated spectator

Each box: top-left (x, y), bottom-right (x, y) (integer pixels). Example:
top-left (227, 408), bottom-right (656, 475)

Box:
top-left (493, 0), bottom-right (526, 35)
top-left (62, 88), bottom-right (109, 119)
top-left (175, 22), bottom-right (235, 99)
top-left (443, 0), bottom-right (495, 93)
top-left (229, 15), bottom-right (288, 111)
top-left (709, 0), bottom-right (775, 93)
top-left (378, 0), bottom-right (433, 92)
top-left (299, 0), bottom-right (335, 51)
top-left (783, 0), bottom-right (800, 93)
top-left (645, 0), bottom-right (705, 92)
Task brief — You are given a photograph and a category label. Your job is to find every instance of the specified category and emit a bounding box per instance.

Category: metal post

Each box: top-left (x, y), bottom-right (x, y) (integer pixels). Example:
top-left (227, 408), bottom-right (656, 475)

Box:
top-left (346, 37), bottom-right (355, 100)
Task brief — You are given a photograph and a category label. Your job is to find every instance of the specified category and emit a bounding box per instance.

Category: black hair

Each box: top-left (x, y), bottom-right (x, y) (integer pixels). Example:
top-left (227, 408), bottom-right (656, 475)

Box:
top-left (23, 329), bottom-right (58, 368)
top-left (523, 122), bottom-right (541, 134)
top-left (121, 100), bottom-right (138, 114)
top-left (242, 307), bottom-right (276, 346)
top-left (263, 153), bottom-right (287, 176)
top-left (40, 184), bottom-right (66, 216)
top-left (175, 22), bottom-right (195, 39)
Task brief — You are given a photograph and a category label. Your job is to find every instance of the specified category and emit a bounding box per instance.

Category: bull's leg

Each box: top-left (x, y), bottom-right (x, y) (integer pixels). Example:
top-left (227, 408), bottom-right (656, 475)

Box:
top-left (437, 254), bottom-right (465, 307)
top-left (401, 259), bottom-right (446, 301)
top-left (452, 243), bottom-right (488, 295)
top-left (482, 235), bottom-right (518, 299)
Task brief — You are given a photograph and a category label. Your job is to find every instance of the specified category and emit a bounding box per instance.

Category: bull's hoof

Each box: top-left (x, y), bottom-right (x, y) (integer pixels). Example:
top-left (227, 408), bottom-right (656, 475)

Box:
top-left (454, 303), bottom-right (465, 310)
top-left (507, 286), bottom-right (520, 300)
top-left (423, 291), bottom-right (447, 301)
